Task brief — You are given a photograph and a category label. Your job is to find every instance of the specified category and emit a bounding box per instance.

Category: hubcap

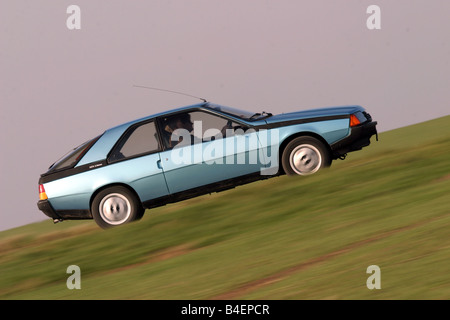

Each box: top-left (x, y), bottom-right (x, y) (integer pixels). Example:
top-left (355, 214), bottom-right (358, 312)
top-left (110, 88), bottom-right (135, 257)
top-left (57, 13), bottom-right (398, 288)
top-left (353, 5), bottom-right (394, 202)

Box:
top-left (290, 144), bottom-right (322, 175)
top-left (99, 193), bottom-right (131, 225)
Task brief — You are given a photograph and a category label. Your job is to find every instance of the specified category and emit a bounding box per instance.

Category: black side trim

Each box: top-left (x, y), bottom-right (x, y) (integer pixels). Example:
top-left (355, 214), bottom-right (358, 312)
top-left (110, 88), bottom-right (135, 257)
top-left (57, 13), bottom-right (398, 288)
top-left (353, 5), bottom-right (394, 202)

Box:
top-left (39, 160), bottom-right (108, 184)
top-left (54, 210), bottom-right (92, 220)
top-left (142, 172), bottom-right (272, 209)
top-left (255, 115), bottom-right (349, 130)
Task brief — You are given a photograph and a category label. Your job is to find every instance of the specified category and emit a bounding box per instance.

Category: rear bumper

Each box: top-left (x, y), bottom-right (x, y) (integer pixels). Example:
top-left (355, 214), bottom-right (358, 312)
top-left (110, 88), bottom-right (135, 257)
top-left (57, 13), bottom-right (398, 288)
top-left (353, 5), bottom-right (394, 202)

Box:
top-left (37, 200), bottom-right (61, 220)
top-left (37, 200), bottom-right (92, 220)
top-left (330, 121), bottom-right (378, 158)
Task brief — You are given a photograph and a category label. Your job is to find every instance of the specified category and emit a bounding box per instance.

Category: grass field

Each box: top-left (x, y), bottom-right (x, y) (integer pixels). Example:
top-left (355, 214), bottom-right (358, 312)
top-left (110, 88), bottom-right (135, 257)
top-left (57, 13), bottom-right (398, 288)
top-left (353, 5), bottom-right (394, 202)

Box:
top-left (1, 116), bottom-right (449, 299)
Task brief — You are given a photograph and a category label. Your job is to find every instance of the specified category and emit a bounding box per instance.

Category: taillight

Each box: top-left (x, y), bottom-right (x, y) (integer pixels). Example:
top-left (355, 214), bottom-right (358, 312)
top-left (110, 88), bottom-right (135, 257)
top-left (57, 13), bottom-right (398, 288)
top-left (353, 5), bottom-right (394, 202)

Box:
top-left (350, 114), bottom-right (361, 127)
top-left (39, 184), bottom-right (48, 200)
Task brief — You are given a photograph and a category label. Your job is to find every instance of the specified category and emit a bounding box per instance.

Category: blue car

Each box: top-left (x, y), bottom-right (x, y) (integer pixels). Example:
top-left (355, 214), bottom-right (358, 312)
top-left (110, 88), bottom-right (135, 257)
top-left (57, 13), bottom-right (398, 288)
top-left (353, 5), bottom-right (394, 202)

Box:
top-left (37, 102), bottom-right (377, 228)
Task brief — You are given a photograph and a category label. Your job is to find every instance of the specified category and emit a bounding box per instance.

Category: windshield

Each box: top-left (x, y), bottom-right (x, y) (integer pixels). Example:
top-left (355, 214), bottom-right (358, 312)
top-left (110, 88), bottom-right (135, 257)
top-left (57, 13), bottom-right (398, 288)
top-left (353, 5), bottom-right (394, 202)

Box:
top-left (48, 135), bottom-right (101, 172)
top-left (207, 103), bottom-right (271, 121)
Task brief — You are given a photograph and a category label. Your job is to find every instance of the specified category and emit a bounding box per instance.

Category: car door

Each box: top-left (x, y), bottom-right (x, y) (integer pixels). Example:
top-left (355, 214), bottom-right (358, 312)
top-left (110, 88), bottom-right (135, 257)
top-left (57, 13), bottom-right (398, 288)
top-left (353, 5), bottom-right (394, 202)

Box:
top-left (107, 119), bottom-right (169, 202)
top-left (157, 110), bottom-right (265, 194)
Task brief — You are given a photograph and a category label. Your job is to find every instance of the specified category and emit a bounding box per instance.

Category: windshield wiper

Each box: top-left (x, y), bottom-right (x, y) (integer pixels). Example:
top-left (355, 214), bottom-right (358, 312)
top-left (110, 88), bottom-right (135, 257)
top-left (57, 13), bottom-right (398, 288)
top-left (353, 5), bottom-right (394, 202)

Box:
top-left (249, 111), bottom-right (272, 120)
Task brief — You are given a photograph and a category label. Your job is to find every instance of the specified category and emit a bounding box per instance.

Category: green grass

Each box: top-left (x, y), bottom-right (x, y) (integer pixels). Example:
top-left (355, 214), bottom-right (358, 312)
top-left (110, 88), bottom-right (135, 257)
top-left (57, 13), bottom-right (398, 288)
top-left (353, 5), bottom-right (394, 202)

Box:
top-left (1, 116), bottom-right (450, 299)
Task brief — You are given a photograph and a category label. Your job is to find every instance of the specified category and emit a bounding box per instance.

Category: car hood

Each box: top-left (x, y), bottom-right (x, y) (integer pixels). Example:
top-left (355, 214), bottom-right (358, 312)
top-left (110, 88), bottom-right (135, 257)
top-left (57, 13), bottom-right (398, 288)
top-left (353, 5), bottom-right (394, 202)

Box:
top-left (264, 105), bottom-right (364, 124)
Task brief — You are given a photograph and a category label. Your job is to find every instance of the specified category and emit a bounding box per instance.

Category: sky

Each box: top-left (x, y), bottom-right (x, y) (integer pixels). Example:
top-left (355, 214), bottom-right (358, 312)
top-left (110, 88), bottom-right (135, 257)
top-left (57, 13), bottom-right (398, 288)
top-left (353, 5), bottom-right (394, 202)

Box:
top-left (1, 0), bottom-right (449, 231)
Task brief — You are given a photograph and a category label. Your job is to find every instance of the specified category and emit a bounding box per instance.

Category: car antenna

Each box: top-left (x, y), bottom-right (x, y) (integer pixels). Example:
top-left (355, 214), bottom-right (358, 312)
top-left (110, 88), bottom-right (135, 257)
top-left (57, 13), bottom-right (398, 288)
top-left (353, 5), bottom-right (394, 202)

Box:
top-left (132, 85), bottom-right (207, 103)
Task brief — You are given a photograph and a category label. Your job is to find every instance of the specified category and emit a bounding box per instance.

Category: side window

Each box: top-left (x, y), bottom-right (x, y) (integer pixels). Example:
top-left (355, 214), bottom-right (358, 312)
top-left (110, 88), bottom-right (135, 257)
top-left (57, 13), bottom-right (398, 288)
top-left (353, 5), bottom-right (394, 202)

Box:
top-left (160, 111), bottom-right (245, 149)
top-left (190, 111), bottom-right (228, 141)
top-left (109, 121), bottom-right (160, 162)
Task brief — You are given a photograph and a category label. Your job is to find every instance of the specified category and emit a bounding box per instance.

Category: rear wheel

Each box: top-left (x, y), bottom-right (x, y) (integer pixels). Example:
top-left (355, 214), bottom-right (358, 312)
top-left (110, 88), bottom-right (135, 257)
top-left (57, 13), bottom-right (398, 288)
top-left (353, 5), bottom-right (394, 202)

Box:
top-left (282, 136), bottom-right (331, 176)
top-left (91, 186), bottom-right (144, 228)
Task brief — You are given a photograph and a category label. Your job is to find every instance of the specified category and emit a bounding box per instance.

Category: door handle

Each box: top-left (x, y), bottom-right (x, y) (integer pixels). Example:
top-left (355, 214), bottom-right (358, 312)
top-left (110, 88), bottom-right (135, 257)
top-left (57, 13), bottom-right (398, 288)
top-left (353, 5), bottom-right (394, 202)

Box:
top-left (157, 160), bottom-right (162, 169)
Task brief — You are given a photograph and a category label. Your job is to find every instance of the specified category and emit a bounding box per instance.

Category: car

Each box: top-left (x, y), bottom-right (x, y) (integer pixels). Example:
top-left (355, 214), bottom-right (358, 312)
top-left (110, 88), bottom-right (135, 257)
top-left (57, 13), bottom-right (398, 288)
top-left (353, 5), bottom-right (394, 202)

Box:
top-left (37, 102), bottom-right (378, 228)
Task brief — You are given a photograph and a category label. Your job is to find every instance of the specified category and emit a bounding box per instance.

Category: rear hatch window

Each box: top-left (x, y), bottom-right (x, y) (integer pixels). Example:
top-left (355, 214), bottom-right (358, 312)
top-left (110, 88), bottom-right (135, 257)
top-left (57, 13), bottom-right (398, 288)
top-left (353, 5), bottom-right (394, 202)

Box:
top-left (47, 135), bottom-right (101, 173)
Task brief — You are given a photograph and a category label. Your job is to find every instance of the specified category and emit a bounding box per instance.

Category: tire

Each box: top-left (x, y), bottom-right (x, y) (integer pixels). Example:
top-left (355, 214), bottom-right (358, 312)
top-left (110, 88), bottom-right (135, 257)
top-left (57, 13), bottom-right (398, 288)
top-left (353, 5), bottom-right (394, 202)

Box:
top-left (281, 136), bottom-right (331, 176)
top-left (91, 186), bottom-right (144, 228)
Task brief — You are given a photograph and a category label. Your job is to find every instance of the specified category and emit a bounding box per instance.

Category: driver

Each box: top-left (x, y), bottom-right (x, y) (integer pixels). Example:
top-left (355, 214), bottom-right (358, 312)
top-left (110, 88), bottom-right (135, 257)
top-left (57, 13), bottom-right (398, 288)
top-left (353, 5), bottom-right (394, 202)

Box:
top-left (164, 113), bottom-right (195, 148)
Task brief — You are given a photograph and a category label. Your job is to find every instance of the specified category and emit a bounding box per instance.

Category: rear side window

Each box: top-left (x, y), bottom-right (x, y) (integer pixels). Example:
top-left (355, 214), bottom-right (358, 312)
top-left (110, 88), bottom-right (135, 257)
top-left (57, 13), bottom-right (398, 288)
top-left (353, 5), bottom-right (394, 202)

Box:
top-left (49, 136), bottom-right (100, 172)
top-left (109, 121), bottom-right (160, 162)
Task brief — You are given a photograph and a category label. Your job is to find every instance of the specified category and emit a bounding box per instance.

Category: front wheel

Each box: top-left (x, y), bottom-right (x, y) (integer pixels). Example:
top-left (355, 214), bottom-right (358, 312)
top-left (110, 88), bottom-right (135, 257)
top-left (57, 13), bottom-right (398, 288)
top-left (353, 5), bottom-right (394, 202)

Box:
top-left (91, 186), bottom-right (144, 228)
top-left (281, 136), bottom-right (331, 176)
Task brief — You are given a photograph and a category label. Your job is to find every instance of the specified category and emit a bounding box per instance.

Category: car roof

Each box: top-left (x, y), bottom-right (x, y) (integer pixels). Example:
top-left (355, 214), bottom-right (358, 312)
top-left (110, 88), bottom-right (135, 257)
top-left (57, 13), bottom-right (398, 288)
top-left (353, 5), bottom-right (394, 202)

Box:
top-left (76, 102), bottom-right (209, 166)
top-left (77, 101), bottom-right (270, 167)
top-left (108, 102), bottom-right (208, 132)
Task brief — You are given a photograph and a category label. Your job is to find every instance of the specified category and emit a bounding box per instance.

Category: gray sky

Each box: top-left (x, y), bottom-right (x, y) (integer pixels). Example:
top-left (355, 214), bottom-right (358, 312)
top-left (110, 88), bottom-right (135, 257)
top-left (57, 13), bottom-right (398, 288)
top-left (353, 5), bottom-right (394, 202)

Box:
top-left (1, 0), bottom-right (449, 231)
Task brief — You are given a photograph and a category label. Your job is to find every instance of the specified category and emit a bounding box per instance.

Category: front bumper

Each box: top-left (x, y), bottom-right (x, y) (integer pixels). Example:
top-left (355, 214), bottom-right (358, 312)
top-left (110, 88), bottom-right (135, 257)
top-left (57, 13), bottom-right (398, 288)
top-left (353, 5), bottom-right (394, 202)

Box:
top-left (330, 121), bottom-right (378, 158)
